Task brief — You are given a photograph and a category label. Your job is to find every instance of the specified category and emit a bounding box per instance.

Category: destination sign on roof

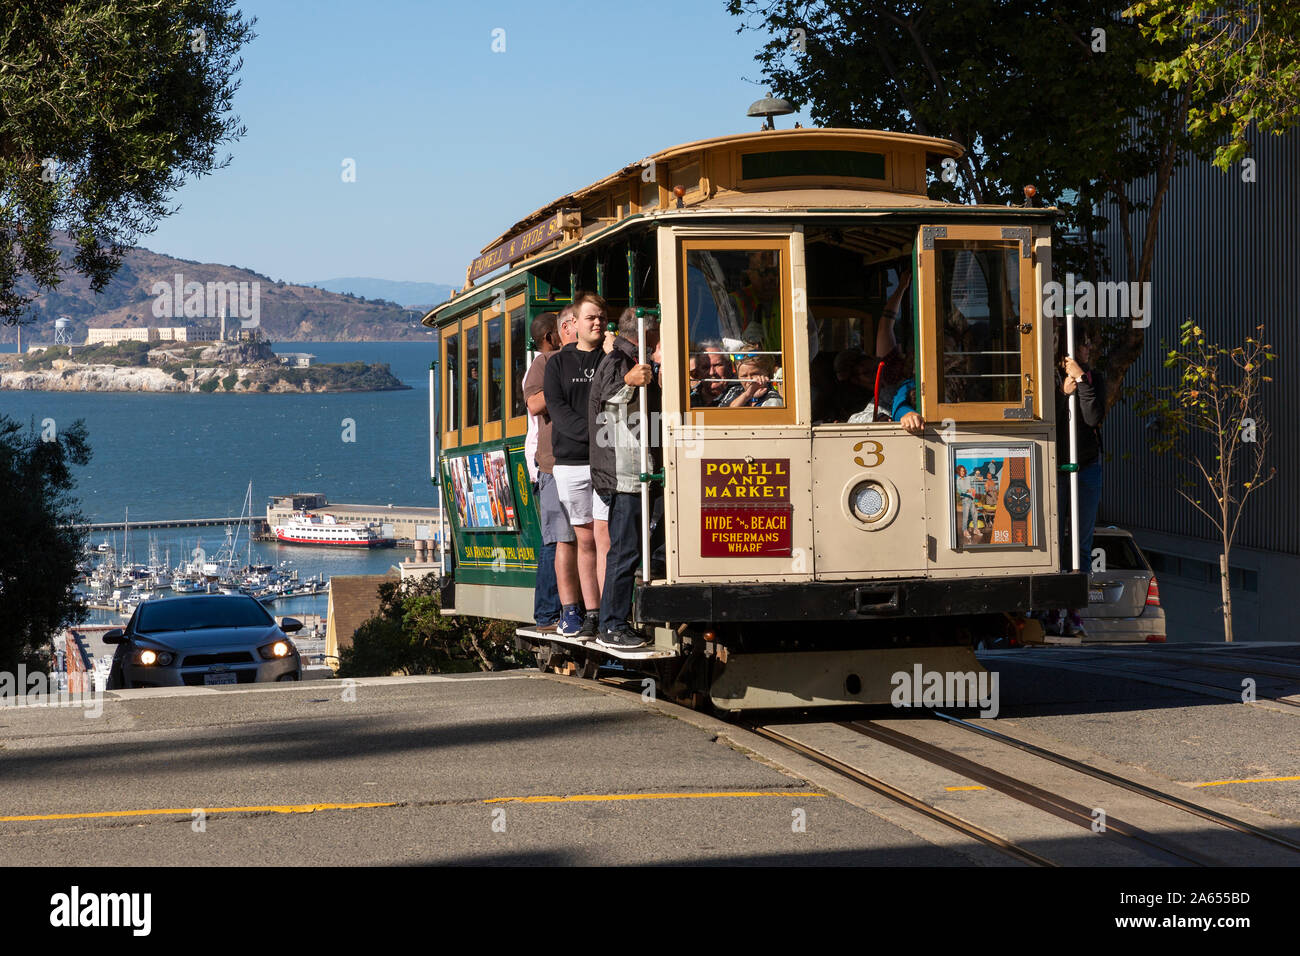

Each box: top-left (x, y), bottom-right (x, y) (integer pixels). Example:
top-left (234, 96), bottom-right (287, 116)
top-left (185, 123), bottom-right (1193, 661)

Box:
top-left (470, 212), bottom-right (565, 281)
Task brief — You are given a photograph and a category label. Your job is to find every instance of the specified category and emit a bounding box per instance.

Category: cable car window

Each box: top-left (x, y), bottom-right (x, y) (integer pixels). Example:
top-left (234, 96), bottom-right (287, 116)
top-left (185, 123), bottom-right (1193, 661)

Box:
top-left (685, 247), bottom-right (785, 410)
top-left (443, 330), bottom-right (458, 444)
top-left (465, 322), bottom-right (481, 430)
top-left (935, 245), bottom-right (1022, 405)
top-left (486, 314), bottom-right (504, 423)
top-left (509, 305), bottom-right (526, 419)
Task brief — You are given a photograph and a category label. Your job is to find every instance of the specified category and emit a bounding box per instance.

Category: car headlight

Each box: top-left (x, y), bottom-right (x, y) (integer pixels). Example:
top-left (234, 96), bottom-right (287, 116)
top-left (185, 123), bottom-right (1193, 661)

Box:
top-left (134, 648), bottom-right (174, 667)
top-left (258, 640), bottom-right (295, 661)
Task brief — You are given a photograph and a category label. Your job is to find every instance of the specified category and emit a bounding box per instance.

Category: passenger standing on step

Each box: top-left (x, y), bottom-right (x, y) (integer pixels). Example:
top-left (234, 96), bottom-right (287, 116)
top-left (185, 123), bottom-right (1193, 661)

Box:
top-left (543, 292), bottom-right (608, 638)
top-left (522, 309), bottom-right (566, 627)
top-left (588, 309), bottom-right (661, 649)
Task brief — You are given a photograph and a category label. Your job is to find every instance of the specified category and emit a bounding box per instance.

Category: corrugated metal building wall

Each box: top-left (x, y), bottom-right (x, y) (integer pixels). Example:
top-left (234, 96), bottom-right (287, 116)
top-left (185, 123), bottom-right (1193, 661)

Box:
top-left (1097, 128), bottom-right (1300, 554)
top-left (1091, 128), bottom-right (1299, 640)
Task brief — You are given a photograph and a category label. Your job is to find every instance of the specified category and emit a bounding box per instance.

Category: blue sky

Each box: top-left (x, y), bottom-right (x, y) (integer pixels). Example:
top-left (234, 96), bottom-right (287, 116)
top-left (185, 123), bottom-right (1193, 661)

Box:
top-left (143, 0), bottom-right (812, 287)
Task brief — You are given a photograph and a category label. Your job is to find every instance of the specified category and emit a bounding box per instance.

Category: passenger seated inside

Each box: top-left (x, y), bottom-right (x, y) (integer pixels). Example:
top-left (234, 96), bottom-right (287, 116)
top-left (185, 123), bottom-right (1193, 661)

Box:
top-left (726, 353), bottom-right (783, 408)
top-left (684, 247), bottom-right (786, 410)
top-left (689, 342), bottom-right (739, 407)
top-left (833, 348), bottom-right (873, 419)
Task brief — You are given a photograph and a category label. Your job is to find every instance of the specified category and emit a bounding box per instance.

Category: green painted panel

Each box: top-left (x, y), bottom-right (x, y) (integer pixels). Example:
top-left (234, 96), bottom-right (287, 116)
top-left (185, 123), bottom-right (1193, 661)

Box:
top-left (440, 437), bottom-right (541, 589)
top-left (742, 150), bottom-right (886, 181)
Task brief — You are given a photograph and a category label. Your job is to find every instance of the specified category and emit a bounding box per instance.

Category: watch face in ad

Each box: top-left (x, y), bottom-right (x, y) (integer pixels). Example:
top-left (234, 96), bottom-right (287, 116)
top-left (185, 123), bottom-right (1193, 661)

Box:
top-left (950, 444), bottom-right (1037, 548)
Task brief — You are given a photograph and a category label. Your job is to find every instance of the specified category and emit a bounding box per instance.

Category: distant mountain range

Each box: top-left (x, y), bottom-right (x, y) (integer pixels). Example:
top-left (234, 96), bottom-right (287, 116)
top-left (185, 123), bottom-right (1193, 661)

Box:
top-left (1, 235), bottom-right (454, 345)
top-left (305, 278), bottom-right (456, 310)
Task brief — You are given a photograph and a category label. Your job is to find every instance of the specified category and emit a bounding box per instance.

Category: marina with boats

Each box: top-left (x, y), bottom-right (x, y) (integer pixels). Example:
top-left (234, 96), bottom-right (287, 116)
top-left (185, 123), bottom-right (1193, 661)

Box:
top-left (76, 483), bottom-right (340, 622)
top-left (67, 477), bottom-right (446, 630)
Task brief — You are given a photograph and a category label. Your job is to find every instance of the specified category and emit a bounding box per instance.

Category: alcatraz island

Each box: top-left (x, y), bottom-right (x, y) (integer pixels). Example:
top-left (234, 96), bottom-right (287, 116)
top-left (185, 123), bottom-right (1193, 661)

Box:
top-left (0, 335), bottom-right (410, 394)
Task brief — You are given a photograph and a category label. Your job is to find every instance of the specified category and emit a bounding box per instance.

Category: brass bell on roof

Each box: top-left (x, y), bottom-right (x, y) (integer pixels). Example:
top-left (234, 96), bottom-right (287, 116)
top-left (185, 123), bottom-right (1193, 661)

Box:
top-left (747, 96), bottom-right (796, 130)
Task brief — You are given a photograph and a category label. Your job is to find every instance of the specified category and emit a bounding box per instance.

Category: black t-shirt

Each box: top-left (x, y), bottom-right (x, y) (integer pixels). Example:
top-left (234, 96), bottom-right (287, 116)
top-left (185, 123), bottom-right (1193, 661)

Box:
top-left (542, 342), bottom-right (604, 465)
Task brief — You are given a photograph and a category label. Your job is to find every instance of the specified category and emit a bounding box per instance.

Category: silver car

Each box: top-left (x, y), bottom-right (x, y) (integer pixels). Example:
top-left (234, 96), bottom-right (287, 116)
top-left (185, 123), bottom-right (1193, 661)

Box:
top-left (105, 594), bottom-right (303, 688)
top-left (1080, 527), bottom-right (1167, 642)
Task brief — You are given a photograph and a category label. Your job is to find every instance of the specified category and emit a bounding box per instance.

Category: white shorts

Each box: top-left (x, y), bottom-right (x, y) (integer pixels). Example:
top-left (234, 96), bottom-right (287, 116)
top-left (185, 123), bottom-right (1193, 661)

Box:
top-left (553, 464), bottom-right (599, 526)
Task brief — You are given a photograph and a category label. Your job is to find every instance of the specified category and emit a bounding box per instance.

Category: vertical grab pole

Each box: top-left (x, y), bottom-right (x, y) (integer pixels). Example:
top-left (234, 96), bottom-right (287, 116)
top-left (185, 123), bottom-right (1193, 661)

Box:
top-left (430, 361), bottom-right (445, 575)
top-left (1066, 305), bottom-right (1080, 573)
top-left (637, 311), bottom-right (650, 584)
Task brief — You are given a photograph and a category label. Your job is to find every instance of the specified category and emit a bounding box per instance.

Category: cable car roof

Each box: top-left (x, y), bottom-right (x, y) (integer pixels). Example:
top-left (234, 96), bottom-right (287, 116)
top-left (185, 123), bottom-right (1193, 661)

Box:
top-left (455, 129), bottom-right (965, 285)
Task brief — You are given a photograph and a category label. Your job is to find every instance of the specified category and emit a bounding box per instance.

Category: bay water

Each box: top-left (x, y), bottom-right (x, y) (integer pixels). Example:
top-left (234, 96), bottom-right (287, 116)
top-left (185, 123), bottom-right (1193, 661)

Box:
top-left (2, 340), bottom-right (441, 624)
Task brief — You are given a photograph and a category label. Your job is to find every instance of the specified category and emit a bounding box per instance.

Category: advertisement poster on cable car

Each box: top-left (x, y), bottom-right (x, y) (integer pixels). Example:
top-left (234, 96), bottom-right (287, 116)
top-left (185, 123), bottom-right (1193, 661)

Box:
top-left (948, 443), bottom-right (1037, 549)
top-left (445, 450), bottom-right (517, 532)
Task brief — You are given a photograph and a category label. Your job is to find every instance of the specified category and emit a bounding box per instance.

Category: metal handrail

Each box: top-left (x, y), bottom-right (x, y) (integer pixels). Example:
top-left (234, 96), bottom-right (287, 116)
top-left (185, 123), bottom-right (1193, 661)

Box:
top-left (1066, 307), bottom-right (1080, 573)
top-left (635, 306), bottom-right (659, 584)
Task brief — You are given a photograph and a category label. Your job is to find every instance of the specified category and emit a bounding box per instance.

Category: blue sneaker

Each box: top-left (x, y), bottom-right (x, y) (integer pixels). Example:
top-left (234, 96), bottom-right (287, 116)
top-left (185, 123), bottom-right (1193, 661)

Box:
top-left (557, 604), bottom-right (583, 637)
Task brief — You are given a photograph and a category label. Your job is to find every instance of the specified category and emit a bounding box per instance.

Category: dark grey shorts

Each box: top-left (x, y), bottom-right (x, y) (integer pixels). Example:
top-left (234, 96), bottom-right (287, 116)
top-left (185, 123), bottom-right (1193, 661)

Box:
top-left (538, 471), bottom-right (576, 545)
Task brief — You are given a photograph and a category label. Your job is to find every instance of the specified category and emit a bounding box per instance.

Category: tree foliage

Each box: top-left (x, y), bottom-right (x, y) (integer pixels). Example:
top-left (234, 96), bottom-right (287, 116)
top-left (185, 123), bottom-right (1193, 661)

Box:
top-left (0, 1), bottom-right (255, 323)
top-left (1135, 322), bottom-right (1275, 641)
top-left (1127, 0), bottom-right (1300, 169)
top-left (0, 415), bottom-right (91, 671)
top-left (338, 576), bottom-right (524, 677)
top-left (724, 1), bottom-right (1224, 405)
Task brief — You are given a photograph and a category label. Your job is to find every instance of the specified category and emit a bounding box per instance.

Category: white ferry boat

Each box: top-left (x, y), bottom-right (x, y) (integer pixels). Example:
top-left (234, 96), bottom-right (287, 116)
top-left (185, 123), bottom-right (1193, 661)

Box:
top-left (272, 511), bottom-right (394, 548)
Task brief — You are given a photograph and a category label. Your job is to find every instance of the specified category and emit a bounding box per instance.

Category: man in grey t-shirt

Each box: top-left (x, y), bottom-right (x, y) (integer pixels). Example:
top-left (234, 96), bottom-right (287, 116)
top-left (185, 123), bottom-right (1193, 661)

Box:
top-left (522, 306), bottom-right (575, 626)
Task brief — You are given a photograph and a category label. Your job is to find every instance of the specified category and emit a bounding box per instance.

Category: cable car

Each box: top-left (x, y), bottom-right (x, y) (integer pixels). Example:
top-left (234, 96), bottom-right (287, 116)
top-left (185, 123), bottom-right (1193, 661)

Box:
top-left (424, 128), bottom-right (1087, 711)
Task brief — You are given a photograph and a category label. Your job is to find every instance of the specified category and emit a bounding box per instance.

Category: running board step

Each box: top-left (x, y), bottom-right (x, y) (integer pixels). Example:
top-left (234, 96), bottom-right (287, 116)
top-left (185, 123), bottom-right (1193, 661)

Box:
top-left (515, 627), bottom-right (678, 661)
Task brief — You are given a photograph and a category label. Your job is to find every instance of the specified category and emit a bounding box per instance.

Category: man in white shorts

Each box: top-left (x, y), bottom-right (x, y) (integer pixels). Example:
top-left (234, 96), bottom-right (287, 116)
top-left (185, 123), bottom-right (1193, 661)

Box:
top-left (543, 291), bottom-right (608, 637)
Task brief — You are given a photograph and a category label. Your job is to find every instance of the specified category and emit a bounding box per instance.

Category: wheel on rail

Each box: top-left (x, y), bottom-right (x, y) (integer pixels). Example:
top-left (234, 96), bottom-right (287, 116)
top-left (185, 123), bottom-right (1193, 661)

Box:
top-left (578, 653), bottom-right (602, 680)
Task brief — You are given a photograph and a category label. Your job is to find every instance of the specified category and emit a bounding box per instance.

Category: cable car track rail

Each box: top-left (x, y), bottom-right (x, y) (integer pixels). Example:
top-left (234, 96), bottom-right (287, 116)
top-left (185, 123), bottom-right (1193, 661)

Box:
top-left (743, 723), bottom-right (1056, 868)
top-left (840, 720), bottom-right (1215, 866)
top-left (931, 710), bottom-right (1300, 857)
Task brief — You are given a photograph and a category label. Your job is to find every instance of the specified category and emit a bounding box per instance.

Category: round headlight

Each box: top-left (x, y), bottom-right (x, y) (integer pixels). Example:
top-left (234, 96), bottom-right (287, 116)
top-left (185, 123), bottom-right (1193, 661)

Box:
top-left (850, 481), bottom-right (888, 523)
top-left (259, 640), bottom-right (293, 660)
top-left (139, 649), bottom-right (157, 666)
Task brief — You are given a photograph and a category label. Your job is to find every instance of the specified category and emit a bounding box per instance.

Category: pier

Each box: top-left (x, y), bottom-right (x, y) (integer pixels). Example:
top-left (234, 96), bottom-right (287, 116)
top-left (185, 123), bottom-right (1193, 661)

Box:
top-left (74, 517), bottom-right (271, 532)
top-left (69, 493), bottom-right (444, 546)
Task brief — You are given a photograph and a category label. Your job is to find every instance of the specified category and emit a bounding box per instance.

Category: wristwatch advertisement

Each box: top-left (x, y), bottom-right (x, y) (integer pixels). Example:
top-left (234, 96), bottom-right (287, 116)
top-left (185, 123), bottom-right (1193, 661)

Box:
top-left (949, 443), bottom-right (1038, 549)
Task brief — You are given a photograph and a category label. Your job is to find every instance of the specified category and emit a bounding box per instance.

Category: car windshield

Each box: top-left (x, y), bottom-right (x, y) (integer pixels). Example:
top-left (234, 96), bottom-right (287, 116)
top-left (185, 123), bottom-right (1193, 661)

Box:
top-left (135, 596), bottom-right (274, 634)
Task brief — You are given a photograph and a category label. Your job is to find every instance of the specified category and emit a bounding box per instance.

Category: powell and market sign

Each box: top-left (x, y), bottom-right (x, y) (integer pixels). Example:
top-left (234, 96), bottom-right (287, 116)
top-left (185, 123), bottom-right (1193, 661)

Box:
top-left (469, 211), bottom-right (573, 281)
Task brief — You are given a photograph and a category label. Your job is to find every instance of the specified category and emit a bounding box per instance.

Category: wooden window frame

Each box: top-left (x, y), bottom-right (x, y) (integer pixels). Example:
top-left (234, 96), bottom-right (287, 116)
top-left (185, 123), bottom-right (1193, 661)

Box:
top-left (678, 236), bottom-right (796, 426)
top-left (505, 295), bottom-right (529, 437)
top-left (441, 327), bottom-right (460, 450)
top-left (481, 310), bottom-right (505, 442)
top-left (460, 314), bottom-right (481, 446)
top-left (916, 224), bottom-right (1039, 423)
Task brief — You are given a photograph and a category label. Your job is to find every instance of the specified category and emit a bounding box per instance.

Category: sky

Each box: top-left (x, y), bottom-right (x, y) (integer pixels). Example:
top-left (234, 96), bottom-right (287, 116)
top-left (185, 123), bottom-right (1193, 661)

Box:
top-left (143, 0), bottom-right (813, 287)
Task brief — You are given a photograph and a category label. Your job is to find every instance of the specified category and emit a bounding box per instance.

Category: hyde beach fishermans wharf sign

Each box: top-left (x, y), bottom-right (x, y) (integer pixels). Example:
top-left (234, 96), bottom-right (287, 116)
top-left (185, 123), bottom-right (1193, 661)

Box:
top-left (700, 459), bottom-right (793, 557)
top-left (469, 211), bottom-right (571, 281)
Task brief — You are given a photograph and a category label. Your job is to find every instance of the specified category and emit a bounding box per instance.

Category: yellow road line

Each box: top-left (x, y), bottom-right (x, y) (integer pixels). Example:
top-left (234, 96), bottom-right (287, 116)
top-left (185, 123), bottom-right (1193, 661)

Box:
top-left (944, 785), bottom-right (988, 792)
top-left (484, 791), bottom-right (824, 804)
top-left (0, 801), bottom-right (397, 823)
top-left (1193, 775), bottom-right (1300, 788)
top-left (3, 791), bottom-right (823, 823)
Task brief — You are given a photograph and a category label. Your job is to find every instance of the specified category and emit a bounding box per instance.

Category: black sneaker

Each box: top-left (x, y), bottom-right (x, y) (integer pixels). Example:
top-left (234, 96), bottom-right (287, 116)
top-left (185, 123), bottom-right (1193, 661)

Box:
top-left (577, 611), bottom-right (599, 640)
top-left (596, 626), bottom-right (648, 650)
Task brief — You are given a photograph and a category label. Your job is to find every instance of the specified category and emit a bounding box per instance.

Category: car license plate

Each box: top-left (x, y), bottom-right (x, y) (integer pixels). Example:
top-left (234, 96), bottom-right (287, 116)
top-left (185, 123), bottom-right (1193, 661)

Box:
top-left (204, 672), bottom-right (237, 686)
top-left (1087, 588), bottom-right (1106, 603)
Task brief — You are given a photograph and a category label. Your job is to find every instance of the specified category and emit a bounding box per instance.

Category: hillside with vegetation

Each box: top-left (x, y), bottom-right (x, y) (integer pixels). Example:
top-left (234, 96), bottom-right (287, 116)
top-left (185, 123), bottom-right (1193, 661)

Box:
top-left (2, 233), bottom-right (436, 346)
